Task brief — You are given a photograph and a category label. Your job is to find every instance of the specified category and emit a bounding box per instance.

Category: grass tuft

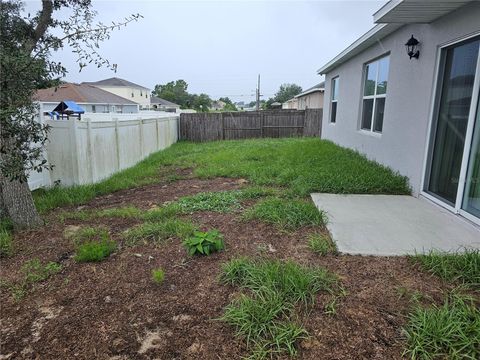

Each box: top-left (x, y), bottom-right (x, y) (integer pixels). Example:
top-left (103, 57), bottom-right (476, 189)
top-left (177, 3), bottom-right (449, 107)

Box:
top-left (220, 257), bottom-right (337, 358)
top-left (243, 197), bottom-right (326, 230)
top-left (152, 268), bottom-right (165, 284)
top-left (1, 258), bottom-right (62, 301)
top-left (0, 219), bottom-right (14, 257)
top-left (75, 239), bottom-right (116, 262)
top-left (123, 219), bottom-right (195, 246)
top-left (411, 249), bottom-right (480, 289)
top-left (308, 233), bottom-right (337, 255)
top-left (60, 206), bottom-right (143, 222)
top-left (403, 293), bottom-right (480, 360)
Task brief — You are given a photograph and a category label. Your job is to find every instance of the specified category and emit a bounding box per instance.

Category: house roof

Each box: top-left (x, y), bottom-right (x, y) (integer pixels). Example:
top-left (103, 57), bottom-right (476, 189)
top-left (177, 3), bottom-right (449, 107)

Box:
top-left (150, 95), bottom-right (179, 106)
top-left (317, 0), bottom-right (474, 74)
top-left (295, 82), bottom-right (325, 98)
top-left (35, 83), bottom-right (139, 105)
top-left (373, 0), bottom-right (472, 24)
top-left (83, 77), bottom-right (149, 90)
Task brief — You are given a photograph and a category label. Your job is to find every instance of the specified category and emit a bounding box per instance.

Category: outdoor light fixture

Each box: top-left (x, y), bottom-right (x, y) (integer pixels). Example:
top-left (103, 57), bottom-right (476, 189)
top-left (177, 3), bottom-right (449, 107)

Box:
top-left (405, 35), bottom-right (420, 59)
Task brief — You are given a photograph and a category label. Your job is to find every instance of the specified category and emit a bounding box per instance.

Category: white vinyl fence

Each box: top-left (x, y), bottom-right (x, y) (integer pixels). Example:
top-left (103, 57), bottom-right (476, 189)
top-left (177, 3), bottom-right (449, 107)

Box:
top-left (28, 116), bottom-right (178, 189)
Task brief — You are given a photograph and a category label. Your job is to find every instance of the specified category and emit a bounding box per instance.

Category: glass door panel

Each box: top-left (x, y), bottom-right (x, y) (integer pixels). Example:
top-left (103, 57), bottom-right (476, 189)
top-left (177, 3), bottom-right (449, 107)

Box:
top-left (462, 94), bottom-right (480, 218)
top-left (428, 38), bottom-right (480, 205)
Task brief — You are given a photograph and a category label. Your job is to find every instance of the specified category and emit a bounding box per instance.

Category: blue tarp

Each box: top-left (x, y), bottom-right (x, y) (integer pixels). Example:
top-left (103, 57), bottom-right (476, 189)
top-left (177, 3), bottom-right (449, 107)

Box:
top-left (53, 100), bottom-right (85, 114)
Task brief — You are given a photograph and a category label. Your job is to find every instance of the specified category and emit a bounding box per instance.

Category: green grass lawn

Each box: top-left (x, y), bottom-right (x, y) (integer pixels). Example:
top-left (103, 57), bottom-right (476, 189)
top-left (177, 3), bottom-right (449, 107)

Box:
top-left (33, 138), bottom-right (410, 213)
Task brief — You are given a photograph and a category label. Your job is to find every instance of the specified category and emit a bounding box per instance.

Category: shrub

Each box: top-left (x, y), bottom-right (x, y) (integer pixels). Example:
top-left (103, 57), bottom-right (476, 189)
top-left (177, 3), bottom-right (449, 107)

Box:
top-left (183, 229), bottom-right (224, 256)
top-left (152, 268), bottom-right (165, 284)
top-left (308, 233), bottom-right (337, 255)
top-left (403, 293), bottom-right (480, 359)
top-left (243, 197), bottom-right (326, 230)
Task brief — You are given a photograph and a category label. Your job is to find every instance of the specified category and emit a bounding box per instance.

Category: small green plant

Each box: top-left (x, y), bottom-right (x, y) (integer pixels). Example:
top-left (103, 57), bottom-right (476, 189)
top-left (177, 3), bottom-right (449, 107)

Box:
top-left (123, 219), bottom-right (195, 246)
top-left (243, 197), bottom-right (326, 230)
top-left (220, 257), bottom-right (338, 358)
top-left (176, 191), bottom-right (243, 213)
top-left (183, 229), bottom-right (224, 256)
top-left (75, 239), bottom-right (116, 262)
top-left (308, 233), bottom-right (337, 255)
top-left (141, 203), bottom-right (181, 221)
top-left (2, 258), bottom-right (62, 301)
top-left (403, 293), bottom-right (480, 360)
top-left (152, 268), bottom-right (165, 284)
top-left (411, 249), bottom-right (480, 288)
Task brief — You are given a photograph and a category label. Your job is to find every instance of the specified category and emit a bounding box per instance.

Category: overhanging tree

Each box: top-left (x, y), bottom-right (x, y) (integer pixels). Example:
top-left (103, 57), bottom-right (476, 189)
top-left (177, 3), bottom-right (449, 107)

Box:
top-left (0, 0), bottom-right (141, 229)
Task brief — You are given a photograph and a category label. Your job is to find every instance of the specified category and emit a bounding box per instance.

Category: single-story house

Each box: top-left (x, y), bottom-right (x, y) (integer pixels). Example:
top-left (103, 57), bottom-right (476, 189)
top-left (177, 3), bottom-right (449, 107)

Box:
top-left (318, 0), bottom-right (480, 225)
top-left (282, 98), bottom-right (298, 109)
top-left (295, 82), bottom-right (325, 110)
top-left (35, 83), bottom-right (139, 114)
top-left (211, 100), bottom-right (226, 111)
top-left (150, 96), bottom-right (180, 112)
top-left (83, 77), bottom-right (151, 109)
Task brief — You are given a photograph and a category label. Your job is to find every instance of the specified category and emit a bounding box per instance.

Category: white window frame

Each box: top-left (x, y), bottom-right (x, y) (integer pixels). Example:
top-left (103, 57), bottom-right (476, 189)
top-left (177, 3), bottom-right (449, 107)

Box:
top-left (330, 76), bottom-right (339, 124)
top-left (360, 55), bottom-right (389, 134)
top-left (420, 32), bottom-right (480, 226)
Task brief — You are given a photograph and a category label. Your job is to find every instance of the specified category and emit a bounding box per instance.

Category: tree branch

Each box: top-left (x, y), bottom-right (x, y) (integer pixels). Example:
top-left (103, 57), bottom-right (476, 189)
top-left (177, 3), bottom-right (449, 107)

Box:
top-left (25, 0), bottom-right (53, 53)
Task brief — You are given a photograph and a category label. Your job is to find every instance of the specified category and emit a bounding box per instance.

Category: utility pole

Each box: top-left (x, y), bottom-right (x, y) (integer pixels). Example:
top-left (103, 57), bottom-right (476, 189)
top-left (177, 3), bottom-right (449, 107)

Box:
top-left (256, 74), bottom-right (261, 111)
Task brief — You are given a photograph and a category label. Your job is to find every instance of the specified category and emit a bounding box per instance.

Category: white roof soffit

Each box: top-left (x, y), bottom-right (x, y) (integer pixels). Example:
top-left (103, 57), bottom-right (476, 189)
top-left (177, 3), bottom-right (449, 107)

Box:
top-left (374, 0), bottom-right (473, 24)
top-left (318, 0), bottom-right (473, 75)
top-left (317, 23), bottom-right (402, 75)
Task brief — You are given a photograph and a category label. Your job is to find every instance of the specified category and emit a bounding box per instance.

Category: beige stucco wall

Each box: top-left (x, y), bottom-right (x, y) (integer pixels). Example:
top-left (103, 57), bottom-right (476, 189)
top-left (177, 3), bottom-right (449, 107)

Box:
top-left (296, 91), bottom-right (324, 110)
top-left (93, 86), bottom-right (151, 107)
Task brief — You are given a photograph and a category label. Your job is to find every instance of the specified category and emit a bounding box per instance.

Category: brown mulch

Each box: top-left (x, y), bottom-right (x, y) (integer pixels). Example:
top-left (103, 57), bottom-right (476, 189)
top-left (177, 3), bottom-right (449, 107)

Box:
top-left (0, 177), bottom-right (451, 360)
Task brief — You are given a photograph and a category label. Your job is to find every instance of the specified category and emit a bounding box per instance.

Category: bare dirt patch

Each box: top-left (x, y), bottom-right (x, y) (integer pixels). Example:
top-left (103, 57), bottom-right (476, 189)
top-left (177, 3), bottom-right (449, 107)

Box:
top-left (1, 177), bottom-right (452, 359)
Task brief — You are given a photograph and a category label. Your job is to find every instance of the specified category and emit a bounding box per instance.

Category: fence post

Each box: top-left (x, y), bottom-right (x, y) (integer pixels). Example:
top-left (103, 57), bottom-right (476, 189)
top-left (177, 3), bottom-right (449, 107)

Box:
top-left (114, 118), bottom-right (121, 171)
top-left (139, 118), bottom-right (144, 157)
top-left (86, 118), bottom-right (96, 183)
top-left (155, 118), bottom-right (160, 150)
top-left (70, 118), bottom-right (81, 185)
top-left (221, 112), bottom-right (225, 140)
top-left (261, 112), bottom-right (265, 138)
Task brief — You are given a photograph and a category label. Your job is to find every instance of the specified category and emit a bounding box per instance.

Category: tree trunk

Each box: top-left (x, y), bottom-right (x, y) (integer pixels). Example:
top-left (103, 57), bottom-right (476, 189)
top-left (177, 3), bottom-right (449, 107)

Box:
top-left (0, 176), bottom-right (43, 229)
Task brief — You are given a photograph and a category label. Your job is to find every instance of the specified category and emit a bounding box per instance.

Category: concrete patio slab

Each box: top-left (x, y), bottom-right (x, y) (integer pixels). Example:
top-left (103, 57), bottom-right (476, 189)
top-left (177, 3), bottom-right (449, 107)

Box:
top-left (311, 194), bottom-right (480, 256)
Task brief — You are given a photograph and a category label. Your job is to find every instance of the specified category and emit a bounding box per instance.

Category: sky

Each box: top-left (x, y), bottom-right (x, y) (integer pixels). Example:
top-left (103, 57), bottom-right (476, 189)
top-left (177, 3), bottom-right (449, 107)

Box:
top-left (23, 0), bottom-right (387, 103)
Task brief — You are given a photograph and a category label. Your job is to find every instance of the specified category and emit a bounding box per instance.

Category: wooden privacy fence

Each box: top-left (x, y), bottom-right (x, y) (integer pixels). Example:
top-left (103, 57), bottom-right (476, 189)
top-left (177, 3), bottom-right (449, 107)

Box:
top-left (180, 109), bottom-right (322, 142)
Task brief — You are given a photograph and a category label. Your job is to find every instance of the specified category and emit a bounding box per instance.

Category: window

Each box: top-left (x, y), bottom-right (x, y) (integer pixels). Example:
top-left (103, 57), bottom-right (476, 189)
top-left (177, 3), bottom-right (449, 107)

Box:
top-left (361, 55), bottom-right (389, 133)
top-left (330, 77), bottom-right (339, 123)
top-left (91, 105), bottom-right (96, 113)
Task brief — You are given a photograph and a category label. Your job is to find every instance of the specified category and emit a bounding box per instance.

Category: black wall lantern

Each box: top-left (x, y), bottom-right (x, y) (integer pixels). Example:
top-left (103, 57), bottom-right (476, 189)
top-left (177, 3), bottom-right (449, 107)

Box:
top-left (405, 35), bottom-right (420, 59)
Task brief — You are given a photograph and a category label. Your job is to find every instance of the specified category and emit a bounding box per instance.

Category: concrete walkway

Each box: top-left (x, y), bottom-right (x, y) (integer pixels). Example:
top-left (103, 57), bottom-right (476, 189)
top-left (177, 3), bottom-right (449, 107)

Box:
top-left (311, 194), bottom-right (480, 256)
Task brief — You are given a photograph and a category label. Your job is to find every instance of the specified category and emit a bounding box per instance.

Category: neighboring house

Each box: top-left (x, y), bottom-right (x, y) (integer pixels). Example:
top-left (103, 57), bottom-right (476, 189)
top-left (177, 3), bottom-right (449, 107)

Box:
top-left (83, 77), bottom-right (151, 109)
top-left (282, 98), bottom-right (298, 109)
top-left (318, 0), bottom-right (480, 225)
top-left (35, 83), bottom-right (139, 114)
top-left (295, 82), bottom-right (325, 110)
top-left (211, 100), bottom-right (226, 111)
top-left (150, 95), bottom-right (180, 112)
top-left (270, 102), bottom-right (282, 109)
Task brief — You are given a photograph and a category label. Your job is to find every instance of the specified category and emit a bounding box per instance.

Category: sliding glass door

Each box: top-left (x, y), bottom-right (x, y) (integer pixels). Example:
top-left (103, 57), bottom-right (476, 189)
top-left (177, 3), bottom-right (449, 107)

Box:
top-left (462, 96), bottom-right (480, 218)
top-left (426, 36), bottom-right (480, 223)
